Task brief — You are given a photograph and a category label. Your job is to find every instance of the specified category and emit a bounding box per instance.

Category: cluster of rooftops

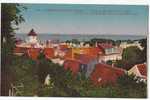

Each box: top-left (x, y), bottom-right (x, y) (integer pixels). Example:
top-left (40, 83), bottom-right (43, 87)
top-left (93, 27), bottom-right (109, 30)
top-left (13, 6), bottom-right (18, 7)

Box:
top-left (14, 29), bottom-right (147, 86)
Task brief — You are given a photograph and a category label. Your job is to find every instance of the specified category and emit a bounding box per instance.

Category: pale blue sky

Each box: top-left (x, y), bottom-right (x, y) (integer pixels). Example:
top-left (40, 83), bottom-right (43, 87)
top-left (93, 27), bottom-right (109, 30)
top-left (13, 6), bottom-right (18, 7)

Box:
top-left (16, 4), bottom-right (148, 35)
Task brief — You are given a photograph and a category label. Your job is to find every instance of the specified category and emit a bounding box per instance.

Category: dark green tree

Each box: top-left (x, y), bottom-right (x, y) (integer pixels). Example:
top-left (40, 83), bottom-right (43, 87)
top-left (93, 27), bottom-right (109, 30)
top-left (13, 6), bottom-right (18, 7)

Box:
top-left (106, 60), bottom-right (113, 65)
top-left (11, 55), bottom-right (39, 96)
top-left (72, 39), bottom-right (80, 45)
top-left (1, 3), bottom-right (26, 96)
top-left (139, 38), bottom-right (147, 62)
top-left (116, 74), bottom-right (147, 98)
top-left (115, 46), bottom-right (143, 70)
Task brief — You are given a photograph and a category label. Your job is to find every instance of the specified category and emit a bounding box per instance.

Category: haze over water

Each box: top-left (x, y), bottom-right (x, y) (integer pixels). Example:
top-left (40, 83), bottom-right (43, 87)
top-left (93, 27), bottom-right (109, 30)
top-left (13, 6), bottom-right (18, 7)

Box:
top-left (16, 33), bottom-right (146, 42)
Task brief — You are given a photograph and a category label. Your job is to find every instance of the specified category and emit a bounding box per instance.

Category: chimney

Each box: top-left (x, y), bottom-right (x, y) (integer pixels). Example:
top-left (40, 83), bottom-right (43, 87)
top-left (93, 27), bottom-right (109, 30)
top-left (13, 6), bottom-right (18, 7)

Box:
top-left (95, 42), bottom-right (98, 47)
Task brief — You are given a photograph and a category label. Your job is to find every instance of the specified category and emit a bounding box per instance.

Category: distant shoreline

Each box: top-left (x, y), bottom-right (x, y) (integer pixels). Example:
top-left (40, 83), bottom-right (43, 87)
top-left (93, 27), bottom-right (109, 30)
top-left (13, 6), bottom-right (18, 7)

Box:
top-left (15, 33), bottom-right (147, 42)
top-left (16, 33), bottom-right (147, 36)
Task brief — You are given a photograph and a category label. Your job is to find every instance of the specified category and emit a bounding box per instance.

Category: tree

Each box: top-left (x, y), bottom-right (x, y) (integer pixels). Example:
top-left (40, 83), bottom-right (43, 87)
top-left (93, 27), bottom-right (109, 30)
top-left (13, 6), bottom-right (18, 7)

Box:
top-left (36, 53), bottom-right (81, 96)
top-left (106, 60), bottom-right (113, 65)
top-left (37, 53), bottom-right (51, 84)
top-left (72, 39), bottom-right (80, 45)
top-left (89, 38), bottom-right (115, 47)
top-left (1, 3), bottom-right (26, 96)
top-left (116, 74), bottom-right (147, 98)
top-left (115, 46), bottom-right (143, 70)
top-left (139, 38), bottom-right (147, 62)
top-left (10, 54), bottom-right (40, 96)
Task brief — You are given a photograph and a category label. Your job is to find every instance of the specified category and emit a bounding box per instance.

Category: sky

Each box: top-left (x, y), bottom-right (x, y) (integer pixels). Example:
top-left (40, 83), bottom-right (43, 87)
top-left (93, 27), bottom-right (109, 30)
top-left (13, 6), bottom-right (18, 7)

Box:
top-left (15, 4), bottom-right (148, 35)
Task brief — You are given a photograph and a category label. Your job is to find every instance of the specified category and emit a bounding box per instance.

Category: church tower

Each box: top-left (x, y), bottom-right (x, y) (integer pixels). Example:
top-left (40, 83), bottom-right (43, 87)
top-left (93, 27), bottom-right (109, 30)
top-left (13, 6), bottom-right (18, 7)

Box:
top-left (27, 29), bottom-right (38, 44)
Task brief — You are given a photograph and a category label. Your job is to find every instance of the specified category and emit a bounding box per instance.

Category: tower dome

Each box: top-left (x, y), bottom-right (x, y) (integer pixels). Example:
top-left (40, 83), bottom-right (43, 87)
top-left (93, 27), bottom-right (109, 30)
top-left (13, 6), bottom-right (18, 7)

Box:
top-left (28, 29), bottom-right (37, 36)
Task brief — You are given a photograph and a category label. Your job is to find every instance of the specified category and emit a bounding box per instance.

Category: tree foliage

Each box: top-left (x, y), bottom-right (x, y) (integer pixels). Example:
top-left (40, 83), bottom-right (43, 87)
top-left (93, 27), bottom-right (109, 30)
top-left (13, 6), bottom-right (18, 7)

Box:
top-left (1, 3), bottom-right (26, 96)
top-left (116, 74), bottom-right (147, 98)
top-left (139, 38), bottom-right (147, 62)
top-left (115, 46), bottom-right (144, 70)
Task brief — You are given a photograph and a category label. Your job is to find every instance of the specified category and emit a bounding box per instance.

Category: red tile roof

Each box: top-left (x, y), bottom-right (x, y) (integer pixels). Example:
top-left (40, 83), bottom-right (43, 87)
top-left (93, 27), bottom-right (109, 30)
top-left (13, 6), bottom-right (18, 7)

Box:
top-left (90, 47), bottom-right (102, 56)
top-left (43, 48), bottom-right (55, 59)
top-left (64, 49), bottom-right (73, 59)
top-left (59, 44), bottom-right (68, 51)
top-left (14, 47), bottom-right (28, 53)
top-left (28, 29), bottom-right (37, 36)
top-left (74, 53), bottom-right (97, 64)
top-left (137, 63), bottom-right (147, 76)
top-left (98, 43), bottom-right (113, 49)
top-left (90, 63), bottom-right (125, 86)
top-left (64, 59), bottom-right (80, 75)
top-left (27, 48), bottom-right (41, 60)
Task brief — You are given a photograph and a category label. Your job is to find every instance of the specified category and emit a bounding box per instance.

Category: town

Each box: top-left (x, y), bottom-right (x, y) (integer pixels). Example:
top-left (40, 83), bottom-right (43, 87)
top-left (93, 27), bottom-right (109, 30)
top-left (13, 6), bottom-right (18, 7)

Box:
top-left (14, 29), bottom-right (147, 88)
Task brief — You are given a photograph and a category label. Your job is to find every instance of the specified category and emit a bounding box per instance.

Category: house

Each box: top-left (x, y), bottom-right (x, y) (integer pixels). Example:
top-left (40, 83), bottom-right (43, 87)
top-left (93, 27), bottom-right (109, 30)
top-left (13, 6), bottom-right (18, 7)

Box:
top-left (14, 47), bottom-right (27, 53)
top-left (64, 48), bottom-right (100, 77)
top-left (128, 63), bottom-right (147, 82)
top-left (98, 52), bottom-right (122, 62)
top-left (120, 41), bottom-right (143, 50)
top-left (64, 48), bottom-right (73, 59)
top-left (64, 47), bottom-right (102, 60)
top-left (13, 46), bottom-right (29, 56)
top-left (43, 48), bottom-right (55, 59)
top-left (27, 48), bottom-right (41, 60)
top-left (74, 53), bottom-right (99, 78)
top-left (54, 44), bottom-right (69, 58)
top-left (59, 44), bottom-right (68, 50)
top-left (64, 53), bottom-right (99, 78)
top-left (90, 63), bottom-right (125, 86)
top-left (63, 59), bottom-right (81, 76)
top-left (97, 43), bottom-right (122, 62)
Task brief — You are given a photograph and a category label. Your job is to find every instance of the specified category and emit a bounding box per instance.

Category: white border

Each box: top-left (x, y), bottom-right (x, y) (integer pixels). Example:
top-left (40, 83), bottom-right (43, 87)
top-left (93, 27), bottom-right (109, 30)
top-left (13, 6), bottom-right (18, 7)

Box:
top-left (0, 0), bottom-right (149, 5)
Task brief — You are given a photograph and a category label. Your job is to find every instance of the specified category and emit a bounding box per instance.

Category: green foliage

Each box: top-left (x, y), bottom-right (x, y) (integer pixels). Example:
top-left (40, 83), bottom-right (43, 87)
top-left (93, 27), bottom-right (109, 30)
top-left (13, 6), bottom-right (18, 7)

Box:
top-left (106, 60), bottom-right (113, 65)
top-left (11, 55), bottom-right (39, 96)
top-left (115, 46), bottom-right (143, 70)
top-left (10, 52), bottom-right (147, 97)
top-left (90, 38), bottom-right (115, 46)
top-left (122, 46), bottom-right (142, 62)
top-left (78, 74), bottom-right (147, 98)
top-left (36, 53), bottom-right (81, 96)
top-left (72, 39), bottom-right (80, 45)
top-left (37, 53), bottom-right (51, 84)
top-left (139, 38), bottom-right (147, 62)
top-left (1, 3), bottom-right (26, 96)
top-left (116, 74), bottom-right (147, 98)
top-left (115, 40), bottom-right (122, 46)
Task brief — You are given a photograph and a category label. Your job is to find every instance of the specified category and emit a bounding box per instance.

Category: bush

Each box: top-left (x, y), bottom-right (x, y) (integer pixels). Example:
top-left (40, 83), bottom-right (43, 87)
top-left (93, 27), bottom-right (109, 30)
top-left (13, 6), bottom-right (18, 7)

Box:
top-left (116, 74), bottom-right (147, 98)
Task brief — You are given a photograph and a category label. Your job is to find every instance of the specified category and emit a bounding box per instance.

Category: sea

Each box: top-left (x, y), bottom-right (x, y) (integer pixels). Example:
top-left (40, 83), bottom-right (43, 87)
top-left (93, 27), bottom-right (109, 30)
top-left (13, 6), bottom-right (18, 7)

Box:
top-left (15, 33), bottom-right (147, 42)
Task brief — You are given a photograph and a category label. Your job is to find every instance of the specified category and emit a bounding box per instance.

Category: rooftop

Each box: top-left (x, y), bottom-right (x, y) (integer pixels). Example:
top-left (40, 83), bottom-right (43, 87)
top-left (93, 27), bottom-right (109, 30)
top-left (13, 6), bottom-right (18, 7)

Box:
top-left (28, 29), bottom-right (37, 36)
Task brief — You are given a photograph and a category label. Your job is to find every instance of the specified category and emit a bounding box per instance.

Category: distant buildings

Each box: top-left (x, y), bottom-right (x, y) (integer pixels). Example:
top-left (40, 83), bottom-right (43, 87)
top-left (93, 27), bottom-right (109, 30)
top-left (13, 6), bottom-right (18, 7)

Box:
top-left (120, 41), bottom-right (143, 50)
top-left (97, 43), bottom-right (122, 62)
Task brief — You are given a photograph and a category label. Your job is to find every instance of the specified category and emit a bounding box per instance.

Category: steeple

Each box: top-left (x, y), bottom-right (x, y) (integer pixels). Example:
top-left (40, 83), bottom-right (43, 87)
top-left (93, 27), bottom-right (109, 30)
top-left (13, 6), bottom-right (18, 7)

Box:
top-left (28, 29), bottom-right (37, 36)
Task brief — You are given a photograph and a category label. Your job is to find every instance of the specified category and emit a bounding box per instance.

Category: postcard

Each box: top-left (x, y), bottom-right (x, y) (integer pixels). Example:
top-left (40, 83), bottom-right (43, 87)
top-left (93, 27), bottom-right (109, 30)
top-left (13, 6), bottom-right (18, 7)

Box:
top-left (1, 3), bottom-right (148, 98)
